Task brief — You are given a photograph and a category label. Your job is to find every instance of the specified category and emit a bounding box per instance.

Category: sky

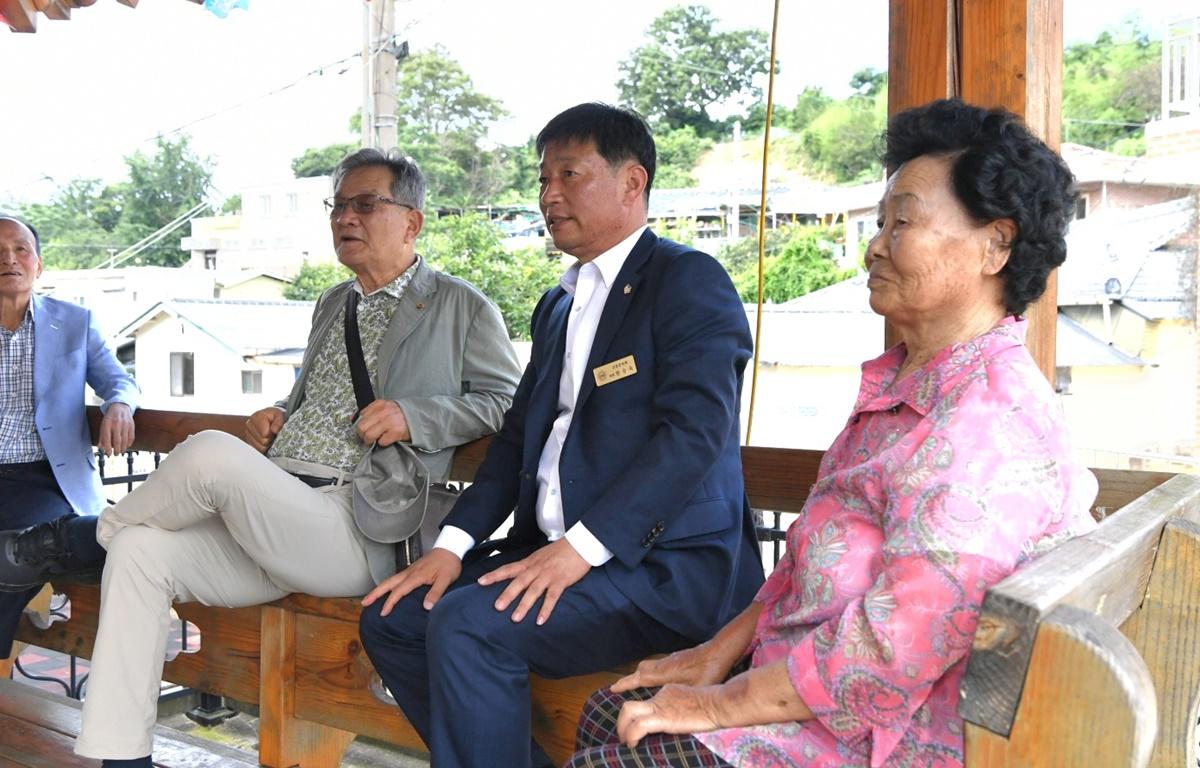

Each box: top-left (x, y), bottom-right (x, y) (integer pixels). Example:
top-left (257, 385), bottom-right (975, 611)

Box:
top-left (0, 0), bottom-right (1189, 210)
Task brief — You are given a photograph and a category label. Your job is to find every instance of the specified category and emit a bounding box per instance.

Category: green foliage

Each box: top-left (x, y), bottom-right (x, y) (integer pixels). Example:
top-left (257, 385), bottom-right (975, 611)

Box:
top-left (720, 225), bottom-right (853, 304)
top-left (419, 213), bottom-right (560, 340)
top-left (391, 46), bottom-right (512, 207)
top-left (657, 218), bottom-right (699, 248)
top-left (114, 135), bottom-right (214, 267)
top-left (291, 143), bottom-right (358, 178)
top-left (797, 90), bottom-right (886, 184)
top-left (492, 137), bottom-right (541, 205)
top-left (654, 126), bottom-right (714, 189)
top-left (1062, 24), bottom-right (1160, 151)
top-left (849, 67), bottom-right (887, 97)
top-left (742, 86), bottom-right (833, 136)
top-left (22, 136), bottom-right (213, 269)
top-left (221, 194), bottom-right (242, 215)
top-left (617, 5), bottom-right (768, 137)
top-left (283, 260), bottom-right (352, 301)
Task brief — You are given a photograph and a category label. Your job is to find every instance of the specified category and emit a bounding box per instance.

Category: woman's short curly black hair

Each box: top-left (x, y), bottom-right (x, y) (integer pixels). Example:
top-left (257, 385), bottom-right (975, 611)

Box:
top-left (882, 99), bottom-right (1077, 315)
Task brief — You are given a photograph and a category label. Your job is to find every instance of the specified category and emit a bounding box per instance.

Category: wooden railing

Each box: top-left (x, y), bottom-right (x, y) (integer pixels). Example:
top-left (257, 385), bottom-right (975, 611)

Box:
top-left (9, 407), bottom-right (1195, 767)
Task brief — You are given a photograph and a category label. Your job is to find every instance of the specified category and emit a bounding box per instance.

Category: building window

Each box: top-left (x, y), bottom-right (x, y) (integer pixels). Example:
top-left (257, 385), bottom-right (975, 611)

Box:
top-left (170, 352), bottom-right (195, 397)
top-left (241, 370), bottom-right (263, 394)
top-left (1075, 196), bottom-right (1087, 220)
top-left (287, 193), bottom-right (299, 213)
top-left (1055, 365), bottom-right (1072, 395)
top-left (203, 251), bottom-right (217, 270)
top-left (260, 195), bottom-right (272, 216)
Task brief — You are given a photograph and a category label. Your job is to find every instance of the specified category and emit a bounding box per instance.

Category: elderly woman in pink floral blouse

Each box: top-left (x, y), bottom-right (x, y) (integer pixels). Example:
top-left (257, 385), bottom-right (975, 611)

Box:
top-left (563, 99), bottom-right (1099, 768)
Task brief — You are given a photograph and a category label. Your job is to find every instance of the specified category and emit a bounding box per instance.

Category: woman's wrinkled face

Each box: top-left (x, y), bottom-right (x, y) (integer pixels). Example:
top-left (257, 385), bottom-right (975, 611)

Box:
top-left (865, 154), bottom-right (1007, 326)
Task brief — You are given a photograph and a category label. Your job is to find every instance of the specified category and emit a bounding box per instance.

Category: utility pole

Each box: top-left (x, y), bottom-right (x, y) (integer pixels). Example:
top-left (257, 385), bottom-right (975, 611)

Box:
top-left (366, 0), bottom-right (402, 150)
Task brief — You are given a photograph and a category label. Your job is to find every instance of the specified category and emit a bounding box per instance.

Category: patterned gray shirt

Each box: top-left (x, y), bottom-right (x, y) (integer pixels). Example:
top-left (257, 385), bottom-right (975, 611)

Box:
top-left (268, 262), bottom-right (419, 470)
top-left (0, 309), bottom-right (44, 463)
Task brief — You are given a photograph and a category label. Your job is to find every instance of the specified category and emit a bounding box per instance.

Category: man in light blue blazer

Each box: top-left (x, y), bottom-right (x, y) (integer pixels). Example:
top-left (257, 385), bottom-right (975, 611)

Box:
top-left (0, 214), bottom-right (138, 657)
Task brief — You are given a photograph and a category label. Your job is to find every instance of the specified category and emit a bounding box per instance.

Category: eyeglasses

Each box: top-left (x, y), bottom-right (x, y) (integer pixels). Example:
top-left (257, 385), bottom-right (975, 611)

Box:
top-left (323, 194), bottom-right (415, 218)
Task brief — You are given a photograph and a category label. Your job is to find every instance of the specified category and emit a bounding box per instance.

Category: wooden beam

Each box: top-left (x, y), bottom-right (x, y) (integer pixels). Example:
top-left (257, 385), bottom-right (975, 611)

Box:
top-left (958, 0), bottom-right (1064, 381)
top-left (884, 0), bottom-right (954, 351)
top-left (887, 0), bottom-right (1064, 381)
top-left (35, 0), bottom-right (70, 21)
top-left (0, 0), bottom-right (38, 32)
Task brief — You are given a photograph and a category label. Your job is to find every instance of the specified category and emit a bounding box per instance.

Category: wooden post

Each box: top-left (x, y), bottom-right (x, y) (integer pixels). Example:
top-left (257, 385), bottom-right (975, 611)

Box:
top-left (259, 604), bottom-right (355, 768)
top-left (885, 0), bottom-right (955, 352)
top-left (886, 0), bottom-right (1063, 381)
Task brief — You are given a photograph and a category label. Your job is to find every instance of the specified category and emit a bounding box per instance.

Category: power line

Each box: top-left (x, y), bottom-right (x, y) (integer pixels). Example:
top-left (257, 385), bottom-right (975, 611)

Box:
top-left (152, 51), bottom-right (363, 141)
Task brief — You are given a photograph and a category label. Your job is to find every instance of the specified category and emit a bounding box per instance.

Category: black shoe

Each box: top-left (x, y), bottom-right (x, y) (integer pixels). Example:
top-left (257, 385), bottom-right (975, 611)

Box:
top-left (0, 516), bottom-right (101, 592)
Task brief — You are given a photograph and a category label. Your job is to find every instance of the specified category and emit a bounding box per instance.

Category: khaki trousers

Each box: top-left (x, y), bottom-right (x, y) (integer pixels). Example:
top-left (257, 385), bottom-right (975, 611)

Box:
top-left (74, 430), bottom-right (376, 760)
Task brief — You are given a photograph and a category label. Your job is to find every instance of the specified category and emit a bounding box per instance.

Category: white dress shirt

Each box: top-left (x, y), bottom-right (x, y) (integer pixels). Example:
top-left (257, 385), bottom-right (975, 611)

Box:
top-left (434, 226), bottom-right (648, 564)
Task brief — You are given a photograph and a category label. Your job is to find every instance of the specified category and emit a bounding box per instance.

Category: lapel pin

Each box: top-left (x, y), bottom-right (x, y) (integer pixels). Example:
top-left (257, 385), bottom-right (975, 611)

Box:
top-left (623, 284), bottom-right (632, 295)
top-left (415, 303), bottom-right (425, 310)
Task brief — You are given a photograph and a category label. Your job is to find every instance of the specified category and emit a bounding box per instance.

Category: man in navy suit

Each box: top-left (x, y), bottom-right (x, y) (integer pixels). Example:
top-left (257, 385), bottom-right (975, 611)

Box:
top-left (0, 215), bottom-right (138, 658)
top-left (359, 103), bottom-right (764, 768)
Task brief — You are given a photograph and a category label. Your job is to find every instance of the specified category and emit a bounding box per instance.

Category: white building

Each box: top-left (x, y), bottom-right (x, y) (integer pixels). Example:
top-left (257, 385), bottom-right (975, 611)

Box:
top-left (181, 176), bottom-right (335, 277)
top-left (117, 298), bottom-right (315, 414)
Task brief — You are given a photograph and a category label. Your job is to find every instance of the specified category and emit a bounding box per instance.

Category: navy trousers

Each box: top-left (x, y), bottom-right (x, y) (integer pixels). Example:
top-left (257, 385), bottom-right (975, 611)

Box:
top-left (0, 461), bottom-right (75, 658)
top-left (359, 543), bottom-right (693, 768)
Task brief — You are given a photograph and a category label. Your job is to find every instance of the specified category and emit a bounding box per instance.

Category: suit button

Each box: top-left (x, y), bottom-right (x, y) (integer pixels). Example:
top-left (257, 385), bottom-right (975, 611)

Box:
top-left (640, 536), bottom-right (651, 548)
top-left (654, 521), bottom-right (665, 533)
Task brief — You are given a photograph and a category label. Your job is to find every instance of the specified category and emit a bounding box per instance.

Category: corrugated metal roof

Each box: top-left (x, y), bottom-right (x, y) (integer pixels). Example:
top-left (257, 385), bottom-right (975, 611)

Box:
top-left (1058, 196), bottom-right (1197, 316)
top-left (755, 276), bottom-right (1143, 368)
top-left (118, 297), bottom-right (315, 356)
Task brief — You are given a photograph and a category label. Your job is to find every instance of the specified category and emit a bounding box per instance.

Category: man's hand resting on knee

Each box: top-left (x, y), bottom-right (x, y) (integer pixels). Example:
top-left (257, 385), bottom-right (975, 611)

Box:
top-left (477, 539), bottom-right (590, 626)
top-left (363, 548), bottom-right (462, 616)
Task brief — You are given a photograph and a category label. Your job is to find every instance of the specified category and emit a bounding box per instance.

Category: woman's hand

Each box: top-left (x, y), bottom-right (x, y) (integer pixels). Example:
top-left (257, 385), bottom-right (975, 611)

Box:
top-left (617, 684), bottom-right (724, 748)
top-left (611, 644), bottom-right (729, 692)
top-left (617, 661), bottom-right (816, 748)
top-left (613, 602), bottom-right (764, 693)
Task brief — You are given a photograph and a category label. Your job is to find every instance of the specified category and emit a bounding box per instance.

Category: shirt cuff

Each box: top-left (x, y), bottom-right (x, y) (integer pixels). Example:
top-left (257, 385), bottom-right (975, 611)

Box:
top-left (433, 525), bottom-right (476, 560)
top-left (564, 523), bottom-right (613, 567)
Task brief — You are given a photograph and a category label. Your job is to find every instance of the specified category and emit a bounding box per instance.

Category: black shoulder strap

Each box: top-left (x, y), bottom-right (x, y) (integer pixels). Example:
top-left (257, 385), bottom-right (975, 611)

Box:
top-left (343, 288), bottom-right (375, 412)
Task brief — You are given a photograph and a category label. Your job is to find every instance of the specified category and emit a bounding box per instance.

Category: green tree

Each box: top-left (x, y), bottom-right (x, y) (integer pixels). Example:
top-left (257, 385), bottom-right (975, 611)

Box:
top-left (788, 87), bottom-right (833, 133)
top-left (291, 143), bottom-right (357, 178)
top-left (617, 5), bottom-right (768, 136)
top-left (221, 194), bottom-right (242, 215)
top-left (654, 126), bottom-right (714, 189)
top-left (283, 260), bottom-right (352, 301)
top-left (798, 89), bottom-right (886, 184)
top-left (492, 137), bottom-right (541, 205)
top-left (849, 67), bottom-right (887, 97)
top-left (21, 178), bottom-right (121, 268)
top-left (723, 225), bottom-right (853, 303)
top-left (392, 46), bottom-right (510, 206)
top-left (1062, 23), bottom-right (1160, 151)
top-left (112, 135), bottom-right (214, 267)
top-left (420, 213), bottom-right (559, 339)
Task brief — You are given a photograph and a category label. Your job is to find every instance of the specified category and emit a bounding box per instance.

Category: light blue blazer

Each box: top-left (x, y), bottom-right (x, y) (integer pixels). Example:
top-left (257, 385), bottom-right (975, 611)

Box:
top-left (31, 294), bottom-right (139, 515)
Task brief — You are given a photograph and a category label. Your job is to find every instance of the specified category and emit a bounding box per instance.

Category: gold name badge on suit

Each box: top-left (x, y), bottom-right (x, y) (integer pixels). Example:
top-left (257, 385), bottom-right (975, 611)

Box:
top-left (593, 355), bottom-right (637, 387)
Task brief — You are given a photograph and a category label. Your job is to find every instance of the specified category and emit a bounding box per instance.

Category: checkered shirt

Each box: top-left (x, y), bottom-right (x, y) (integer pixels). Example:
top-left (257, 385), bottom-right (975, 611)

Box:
top-left (0, 309), bottom-right (45, 463)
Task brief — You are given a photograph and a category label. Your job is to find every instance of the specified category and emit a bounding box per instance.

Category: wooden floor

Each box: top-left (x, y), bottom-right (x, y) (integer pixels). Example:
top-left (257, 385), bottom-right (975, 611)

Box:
top-left (0, 680), bottom-right (257, 768)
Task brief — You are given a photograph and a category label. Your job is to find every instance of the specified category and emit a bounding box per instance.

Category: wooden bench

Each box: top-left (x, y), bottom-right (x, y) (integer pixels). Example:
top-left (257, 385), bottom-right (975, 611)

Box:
top-left (6, 407), bottom-right (1197, 767)
top-left (0, 677), bottom-right (258, 767)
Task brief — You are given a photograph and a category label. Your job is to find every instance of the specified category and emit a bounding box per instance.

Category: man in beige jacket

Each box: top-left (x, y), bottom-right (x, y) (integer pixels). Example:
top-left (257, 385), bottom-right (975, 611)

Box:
top-left (0, 149), bottom-right (521, 768)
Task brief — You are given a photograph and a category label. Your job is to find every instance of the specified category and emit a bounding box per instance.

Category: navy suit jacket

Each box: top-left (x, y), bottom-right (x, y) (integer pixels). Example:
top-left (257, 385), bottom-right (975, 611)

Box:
top-left (30, 294), bottom-right (139, 516)
top-left (447, 230), bottom-right (764, 641)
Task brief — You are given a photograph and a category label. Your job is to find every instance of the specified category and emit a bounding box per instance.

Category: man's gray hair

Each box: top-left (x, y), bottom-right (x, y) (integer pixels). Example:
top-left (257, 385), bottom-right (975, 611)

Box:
top-left (332, 148), bottom-right (426, 210)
